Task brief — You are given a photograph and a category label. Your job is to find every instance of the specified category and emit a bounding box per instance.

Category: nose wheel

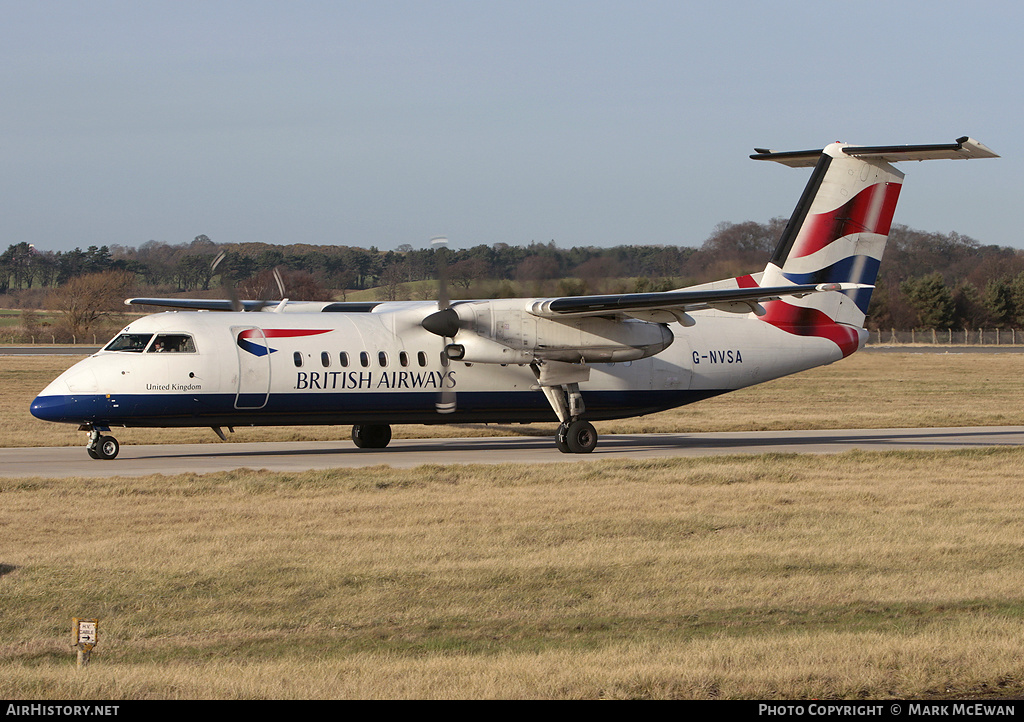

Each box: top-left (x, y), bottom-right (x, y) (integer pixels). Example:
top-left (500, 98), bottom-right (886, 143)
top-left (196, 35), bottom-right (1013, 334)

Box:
top-left (85, 428), bottom-right (119, 460)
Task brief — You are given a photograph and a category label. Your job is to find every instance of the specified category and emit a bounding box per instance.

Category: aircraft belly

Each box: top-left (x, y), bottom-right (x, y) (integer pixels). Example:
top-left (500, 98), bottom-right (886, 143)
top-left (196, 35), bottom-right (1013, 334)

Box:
top-left (42, 385), bottom-right (719, 427)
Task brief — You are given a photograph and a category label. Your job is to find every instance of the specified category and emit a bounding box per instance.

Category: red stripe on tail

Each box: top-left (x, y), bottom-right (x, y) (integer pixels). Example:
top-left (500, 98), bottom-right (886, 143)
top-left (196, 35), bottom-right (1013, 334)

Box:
top-left (761, 301), bottom-right (861, 357)
top-left (790, 182), bottom-right (902, 259)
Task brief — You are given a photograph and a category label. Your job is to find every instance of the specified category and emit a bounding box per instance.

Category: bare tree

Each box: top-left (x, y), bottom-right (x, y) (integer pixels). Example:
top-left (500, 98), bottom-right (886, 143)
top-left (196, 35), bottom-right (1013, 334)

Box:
top-left (574, 256), bottom-right (622, 294)
top-left (46, 270), bottom-right (135, 337)
top-left (377, 262), bottom-right (406, 301)
top-left (239, 268), bottom-right (329, 301)
top-left (449, 258), bottom-right (490, 290)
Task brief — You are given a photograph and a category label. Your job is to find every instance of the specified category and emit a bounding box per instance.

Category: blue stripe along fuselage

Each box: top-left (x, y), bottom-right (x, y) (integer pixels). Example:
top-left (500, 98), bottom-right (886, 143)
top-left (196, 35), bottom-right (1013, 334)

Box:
top-left (30, 389), bottom-right (727, 428)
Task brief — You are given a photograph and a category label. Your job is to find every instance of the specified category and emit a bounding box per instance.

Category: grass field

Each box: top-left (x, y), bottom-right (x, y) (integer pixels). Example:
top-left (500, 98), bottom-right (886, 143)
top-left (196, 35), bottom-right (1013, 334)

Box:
top-left (3, 351), bottom-right (1024, 699)
top-left (4, 449), bottom-right (1024, 699)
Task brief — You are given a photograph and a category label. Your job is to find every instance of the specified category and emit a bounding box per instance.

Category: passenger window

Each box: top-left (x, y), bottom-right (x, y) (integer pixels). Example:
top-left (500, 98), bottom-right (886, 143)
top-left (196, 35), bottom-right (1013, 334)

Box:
top-left (340, 352), bottom-right (349, 367)
top-left (399, 351), bottom-right (409, 367)
top-left (321, 351), bottom-right (330, 368)
top-left (378, 351), bottom-right (388, 367)
top-left (293, 352), bottom-right (303, 368)
top-left (359, 351), bottom-right (369, 368)
top-left (417, 351), bottom-right (427, 367)
top-left (440, 351), bottom-right (449, 368)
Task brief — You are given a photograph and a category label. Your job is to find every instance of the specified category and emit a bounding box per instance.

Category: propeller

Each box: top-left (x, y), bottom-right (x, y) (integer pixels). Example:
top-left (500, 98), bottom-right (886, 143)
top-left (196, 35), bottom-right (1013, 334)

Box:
top-left (429, 236), bottom-right (457, 414)
top-left (212, 251), bottom-right (287, 312)
top-left (212, 250), bottom-right (243, 312)
top-left (270, 267), bottom-right (288, 312)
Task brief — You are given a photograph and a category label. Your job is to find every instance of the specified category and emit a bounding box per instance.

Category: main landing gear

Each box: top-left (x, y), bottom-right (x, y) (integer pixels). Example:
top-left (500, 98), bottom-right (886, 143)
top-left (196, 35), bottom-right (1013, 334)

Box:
top-left (83, 426), bottom-right (119, 460)
top-left (556, 419), bottom-right (598, 454)
top-left (533, 360), bottom-right (598, 454)
top-left (351, 424), bottom-right (392, 449)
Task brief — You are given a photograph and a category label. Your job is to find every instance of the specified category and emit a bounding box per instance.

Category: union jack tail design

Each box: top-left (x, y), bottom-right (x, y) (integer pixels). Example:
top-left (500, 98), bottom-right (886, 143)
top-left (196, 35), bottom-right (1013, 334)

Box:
top-left (752, 137), bottom-right (997, 355)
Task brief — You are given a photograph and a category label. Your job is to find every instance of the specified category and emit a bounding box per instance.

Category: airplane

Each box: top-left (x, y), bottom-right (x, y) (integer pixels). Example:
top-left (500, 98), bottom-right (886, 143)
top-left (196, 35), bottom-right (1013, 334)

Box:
top-left (30, 136), bottom-right (998, 460)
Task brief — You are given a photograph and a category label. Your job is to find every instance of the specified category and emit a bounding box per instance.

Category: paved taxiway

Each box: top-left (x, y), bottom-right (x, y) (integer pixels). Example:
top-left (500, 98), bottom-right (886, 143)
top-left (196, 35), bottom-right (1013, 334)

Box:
top-left (4, 427), bottom-right (1024, 478)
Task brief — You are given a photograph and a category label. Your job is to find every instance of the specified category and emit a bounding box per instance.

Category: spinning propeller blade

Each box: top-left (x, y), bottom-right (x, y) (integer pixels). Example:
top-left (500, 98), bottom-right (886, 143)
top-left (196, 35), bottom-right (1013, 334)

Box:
top-left (431, 237), bottom-right (457, 414)
top-left (212, 252), bottom-right (288, 312)
top-left (212, 251), bottom-right (243, 312)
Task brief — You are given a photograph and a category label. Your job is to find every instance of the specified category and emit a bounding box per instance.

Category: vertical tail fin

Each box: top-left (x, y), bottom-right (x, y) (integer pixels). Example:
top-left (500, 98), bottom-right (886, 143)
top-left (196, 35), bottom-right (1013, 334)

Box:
top-left (752, 137), bottom-right (997, 353)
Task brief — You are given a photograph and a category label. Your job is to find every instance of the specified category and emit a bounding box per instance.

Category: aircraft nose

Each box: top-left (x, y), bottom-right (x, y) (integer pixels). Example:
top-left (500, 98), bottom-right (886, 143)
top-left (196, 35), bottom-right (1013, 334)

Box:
top-left (30, 394), bottom-right (68, 422)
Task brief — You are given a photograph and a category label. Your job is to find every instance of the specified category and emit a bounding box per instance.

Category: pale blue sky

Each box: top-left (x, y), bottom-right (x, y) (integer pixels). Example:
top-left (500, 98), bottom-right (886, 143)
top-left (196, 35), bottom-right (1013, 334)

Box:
top-left (1, 0), bottom-right (1019, 253)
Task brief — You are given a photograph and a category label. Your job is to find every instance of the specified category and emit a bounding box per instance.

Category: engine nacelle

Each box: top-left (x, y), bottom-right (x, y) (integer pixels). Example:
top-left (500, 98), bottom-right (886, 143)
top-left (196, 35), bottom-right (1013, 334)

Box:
top-left (445, 337), bottom-right (534, 364)
top-left (438, 299), bottom-right (673, 364)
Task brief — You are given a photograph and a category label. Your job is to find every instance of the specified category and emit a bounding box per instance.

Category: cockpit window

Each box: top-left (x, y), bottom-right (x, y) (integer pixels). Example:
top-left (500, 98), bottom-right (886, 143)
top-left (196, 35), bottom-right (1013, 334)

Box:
top-left (147, 334), bottom-right (197, 353)
top-left (104, 333), bottom-right (153, 353)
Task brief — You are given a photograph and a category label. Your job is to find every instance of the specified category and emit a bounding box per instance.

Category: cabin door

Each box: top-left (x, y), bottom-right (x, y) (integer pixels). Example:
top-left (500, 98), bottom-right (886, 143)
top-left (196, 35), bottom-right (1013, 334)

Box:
top-left (232, 326), bottom-right (271, 409)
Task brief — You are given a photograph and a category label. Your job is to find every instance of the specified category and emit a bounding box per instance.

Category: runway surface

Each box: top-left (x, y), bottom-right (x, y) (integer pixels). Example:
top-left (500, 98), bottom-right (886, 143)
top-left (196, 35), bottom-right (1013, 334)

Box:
top-left (4, 426), bottom-right (1024, 478)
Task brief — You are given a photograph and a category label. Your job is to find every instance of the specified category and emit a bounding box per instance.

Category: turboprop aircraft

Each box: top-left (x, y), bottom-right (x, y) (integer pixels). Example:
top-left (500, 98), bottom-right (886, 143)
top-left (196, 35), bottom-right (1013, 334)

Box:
top-left (30, 136), bottom-right (997, 459)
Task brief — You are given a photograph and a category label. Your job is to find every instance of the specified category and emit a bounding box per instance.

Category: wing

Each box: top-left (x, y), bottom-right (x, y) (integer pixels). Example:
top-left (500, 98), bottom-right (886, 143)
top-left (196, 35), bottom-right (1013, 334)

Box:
top-left (125, 298), bottom-right (381, 313)
top-left (126, 298), bottom-right (267, 311)
top-left (527, 282), bottom-right (868, 324)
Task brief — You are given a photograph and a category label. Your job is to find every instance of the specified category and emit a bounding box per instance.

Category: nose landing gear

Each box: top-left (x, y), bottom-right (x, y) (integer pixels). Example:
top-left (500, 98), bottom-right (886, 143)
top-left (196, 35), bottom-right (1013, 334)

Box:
top-left (83, 426), bottom-right (119, 460)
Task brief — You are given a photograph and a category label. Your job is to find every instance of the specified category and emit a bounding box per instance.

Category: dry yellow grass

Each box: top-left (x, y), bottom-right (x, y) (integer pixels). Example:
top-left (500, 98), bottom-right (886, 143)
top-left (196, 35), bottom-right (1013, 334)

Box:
top-left (7, 351), bottom-right (1024, 448)
top-left (6, 350), bottom-right (1024, 698)
top-left (4, 449), bottom-right (1024, 699)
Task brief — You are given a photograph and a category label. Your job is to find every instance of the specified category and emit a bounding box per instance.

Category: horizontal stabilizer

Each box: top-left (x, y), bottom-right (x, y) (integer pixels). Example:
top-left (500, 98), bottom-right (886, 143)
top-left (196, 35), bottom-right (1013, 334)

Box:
top-left (751, 136), bottom-right (998, 167)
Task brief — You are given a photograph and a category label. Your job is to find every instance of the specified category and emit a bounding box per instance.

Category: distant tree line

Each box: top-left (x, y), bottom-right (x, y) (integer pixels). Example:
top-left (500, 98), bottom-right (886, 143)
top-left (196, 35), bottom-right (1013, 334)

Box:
top-left (4, 221), bottom-right (1024, 332)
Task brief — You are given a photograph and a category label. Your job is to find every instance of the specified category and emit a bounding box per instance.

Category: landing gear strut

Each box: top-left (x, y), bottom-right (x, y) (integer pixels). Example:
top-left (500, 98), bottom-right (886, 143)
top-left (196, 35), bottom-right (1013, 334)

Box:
top-left (533, 360), bottom-right (597, 454)
top-left (351, 424), bottom-right (392, 449)
top-left (84, 427), bottom-right (119, 460)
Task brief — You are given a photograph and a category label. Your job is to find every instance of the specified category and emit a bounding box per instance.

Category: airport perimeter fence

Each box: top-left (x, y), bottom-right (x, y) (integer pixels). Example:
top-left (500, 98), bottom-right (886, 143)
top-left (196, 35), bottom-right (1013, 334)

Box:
top-left (0, 332), bottom-right (104, 345)
top-left (866, 328), bottom-right (1024, 346)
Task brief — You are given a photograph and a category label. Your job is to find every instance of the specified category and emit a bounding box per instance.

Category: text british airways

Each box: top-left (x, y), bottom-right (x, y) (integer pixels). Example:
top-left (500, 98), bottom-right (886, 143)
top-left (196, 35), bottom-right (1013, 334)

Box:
top-left (295, 370), bottom-right (456, 390)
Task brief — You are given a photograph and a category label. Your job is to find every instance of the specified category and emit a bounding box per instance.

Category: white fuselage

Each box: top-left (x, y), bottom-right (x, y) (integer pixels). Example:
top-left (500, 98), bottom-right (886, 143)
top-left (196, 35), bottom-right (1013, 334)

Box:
top-left (31, 301), bottom-right (854, 429)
